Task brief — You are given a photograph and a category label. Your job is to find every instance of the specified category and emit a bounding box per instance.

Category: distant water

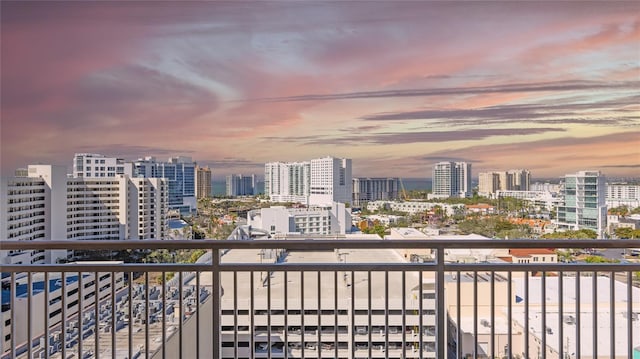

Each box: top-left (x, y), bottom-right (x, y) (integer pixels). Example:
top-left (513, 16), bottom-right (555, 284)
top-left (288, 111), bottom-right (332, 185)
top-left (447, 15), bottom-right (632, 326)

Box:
top-left (401, 178), bottom-right (431, 191)
top-left (211, 181), bottom-right (264, 196)
top-left (211, 178), bottom-right (430, 196)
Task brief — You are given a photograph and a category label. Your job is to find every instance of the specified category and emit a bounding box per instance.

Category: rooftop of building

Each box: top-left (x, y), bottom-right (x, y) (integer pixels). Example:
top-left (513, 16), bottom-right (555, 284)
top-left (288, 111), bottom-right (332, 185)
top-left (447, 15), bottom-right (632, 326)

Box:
top-left (508, 248), bottom-right (556, 257)
top-left (386, 227), bottom-right (428, 239)
top-left (219, 247), bottom-right (434, 310)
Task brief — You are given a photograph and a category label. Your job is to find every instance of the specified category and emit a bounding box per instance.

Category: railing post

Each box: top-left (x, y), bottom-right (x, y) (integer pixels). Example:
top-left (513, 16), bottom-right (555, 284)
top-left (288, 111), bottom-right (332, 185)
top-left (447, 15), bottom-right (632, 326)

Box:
top-left (212, 247), bottom-right (221, 359)
top-left (436, 245), bottom-right (446, 358)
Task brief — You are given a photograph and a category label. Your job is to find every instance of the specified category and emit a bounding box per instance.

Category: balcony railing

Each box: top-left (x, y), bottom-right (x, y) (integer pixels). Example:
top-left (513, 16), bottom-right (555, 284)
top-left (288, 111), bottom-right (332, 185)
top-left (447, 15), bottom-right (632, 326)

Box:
top-left (1, 239), bottom-right (639, 359)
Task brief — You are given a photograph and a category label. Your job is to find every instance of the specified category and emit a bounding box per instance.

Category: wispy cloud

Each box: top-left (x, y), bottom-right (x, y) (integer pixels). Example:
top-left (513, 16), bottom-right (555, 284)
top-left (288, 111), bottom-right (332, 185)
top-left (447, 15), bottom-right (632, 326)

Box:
top-left (361, 95), bottom-right (640, 125)
top-left (2, 1), bottom-right (638, 177)
top-left (264, 128), bottom-right (566, 146)
top-left (249, 80), bottom-right (639, 103)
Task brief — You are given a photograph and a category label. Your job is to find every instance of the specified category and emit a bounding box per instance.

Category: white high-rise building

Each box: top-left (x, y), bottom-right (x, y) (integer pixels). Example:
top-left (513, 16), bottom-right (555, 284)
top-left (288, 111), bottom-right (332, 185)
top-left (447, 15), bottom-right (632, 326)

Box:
top-left (555, 170), bottom-right (607, 237)
top-left (72, 153), bottom-right (133, 178)
top-left (264, 161), bottom-right (311, 204)
top-left (309, 157), bottom-right (352, 205)
top-left (606, 183), bottom-right (640, 208)
top-left (1, 165), bottom-right (168, 265)
top-left (226, 174), bottom-right (256, 197)
top-left (264, 157), bottom-right (352, 205)
top-left (431, 162), bottom-right (471, 198)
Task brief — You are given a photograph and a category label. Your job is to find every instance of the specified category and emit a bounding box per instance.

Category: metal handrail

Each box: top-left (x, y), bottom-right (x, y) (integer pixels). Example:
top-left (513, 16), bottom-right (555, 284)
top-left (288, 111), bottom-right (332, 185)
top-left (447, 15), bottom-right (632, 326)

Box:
top-left (2, 238), bottom-right (639, 359)
top-left (1, 238), bottom-right (638, 250)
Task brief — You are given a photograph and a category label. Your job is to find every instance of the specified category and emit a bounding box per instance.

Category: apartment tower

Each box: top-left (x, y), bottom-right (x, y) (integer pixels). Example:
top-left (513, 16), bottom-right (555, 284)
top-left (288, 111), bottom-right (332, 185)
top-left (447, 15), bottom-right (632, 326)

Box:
top-left (133, 156), bottom-right (196, 214)
top-left (264, 157), bottom-right (352, 205)
top-left (432, 162), bottom-right (471, 198)
top-left (195, 165), bottom-right (212, 199)
top-left (352, 178), bottom-right (400, 207)
top-left (226, 174), bottom-right (256, 197)
top-left (555, 170), bottom-right (607, 238)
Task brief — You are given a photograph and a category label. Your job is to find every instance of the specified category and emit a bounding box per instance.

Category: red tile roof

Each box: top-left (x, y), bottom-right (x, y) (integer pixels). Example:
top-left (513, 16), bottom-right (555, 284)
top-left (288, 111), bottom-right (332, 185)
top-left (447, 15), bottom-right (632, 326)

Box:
top-left (509, 248), bottom-right (556, 257)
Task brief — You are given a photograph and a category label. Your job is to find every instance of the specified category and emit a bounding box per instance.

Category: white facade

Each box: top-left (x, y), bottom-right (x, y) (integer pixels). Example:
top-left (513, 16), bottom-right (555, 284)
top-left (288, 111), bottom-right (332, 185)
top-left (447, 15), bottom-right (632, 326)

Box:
top-left (72, 153), bottom-right (133, 178)
top-left (1, 165), bottom-right (168, 265)
top-left (512, 276), bottom-right (640, 359)
top-left (431, 162), bottom-right (471, 198)
top-left (366, 200), bottom-right (464, 217)
top-left (606, 183), bottom-right (640, 208)
top-left (309, 157), bottom-right (352, 205)
top-left (127, 177), bottom-right (168, 240)
top-left (264, 161), bottom-right (311, 204)
top-left (496, 190), bottom-right (561, 211)
top-left (265, 157), bottom-right (352, 205)
top-left (0, 173), bottom-right (49, 265)
top-left (247, 202), bottom-right (351, 235)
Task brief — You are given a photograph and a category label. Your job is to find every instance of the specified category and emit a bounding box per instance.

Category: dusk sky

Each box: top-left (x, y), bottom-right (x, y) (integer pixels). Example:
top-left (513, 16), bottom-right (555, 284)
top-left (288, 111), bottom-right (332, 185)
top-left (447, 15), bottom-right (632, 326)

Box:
top-left (1, 1), bottom-right (639, 179)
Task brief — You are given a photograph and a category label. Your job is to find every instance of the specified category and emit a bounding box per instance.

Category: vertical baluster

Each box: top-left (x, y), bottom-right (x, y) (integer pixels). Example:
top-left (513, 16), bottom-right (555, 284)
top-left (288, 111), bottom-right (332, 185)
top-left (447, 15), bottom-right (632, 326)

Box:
top-left (162, 271), bottom-right (166, 359)
top-left (542, 271), bottom-right (546, 359)
top-left (558, 271), bottom-right (563, 359)
top-left (524, 271), bottom-right (529, 359)
top-left (575, 271), bottom-right (580, 359)
top-left (592, 272), bottom-right (597, 358)
top-left (112, 272), bottom-right (116, 359)
top-left (45, 272), bottom-right (50, 359)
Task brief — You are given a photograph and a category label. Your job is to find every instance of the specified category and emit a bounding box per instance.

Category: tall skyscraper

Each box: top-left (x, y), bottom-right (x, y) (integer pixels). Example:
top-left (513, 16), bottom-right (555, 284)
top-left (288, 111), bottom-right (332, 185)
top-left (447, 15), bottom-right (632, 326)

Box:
top-left (309, 157), bottom-right (352, 205)
top-left (226, 174), bottom-right (256, 197)
top-left (432, 161), bottom-right (471, 198)
top-left (478, 172), bottom-right (500, 196)
top-left (507, 169), bottom-right (531, 191)
top-left (72, 153), bottom-right (133, 178)
top-left (133, 156), bottom-right (196, 214)
top-left (264, 156), bottom-right (352, 205)
top-left (264, 161), bottom-right (311, 203)
top-left (1, 165), bottom-right (168, 265)
top-left (478, 169), bottom-right (531, 196)
top-left (195, 166), bottom-right (212, 199)
top-left (352, 177), bottom-right (400, 206)
top-left (555, 170), bottom-right (607, 237)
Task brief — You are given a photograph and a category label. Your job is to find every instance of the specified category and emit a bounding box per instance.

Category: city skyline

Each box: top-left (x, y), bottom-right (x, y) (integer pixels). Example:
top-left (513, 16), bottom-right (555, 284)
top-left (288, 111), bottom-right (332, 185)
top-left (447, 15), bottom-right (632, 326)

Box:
top-left (2, 1), bottom-right (639, 178)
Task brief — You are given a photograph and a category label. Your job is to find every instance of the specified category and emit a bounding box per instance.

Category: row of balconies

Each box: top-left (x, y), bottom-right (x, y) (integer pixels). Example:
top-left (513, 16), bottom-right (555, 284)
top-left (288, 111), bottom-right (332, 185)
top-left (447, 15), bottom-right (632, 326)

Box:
top-left (5, 181), bottom-right (45, 188)
top-left (6, 226), bottom-right (46, 238)
top-left (7, 211), bottom-right (46, 222)
top-left (6, 204), bottom-right (46, 213)
top-left (7, 194), bottom-right (45, 204)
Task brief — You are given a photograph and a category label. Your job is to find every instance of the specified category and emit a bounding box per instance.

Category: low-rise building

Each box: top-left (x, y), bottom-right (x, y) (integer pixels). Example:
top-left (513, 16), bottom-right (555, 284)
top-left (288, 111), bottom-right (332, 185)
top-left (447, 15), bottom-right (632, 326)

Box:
top-left (1, 265), bottom-right (125, 355)
top-left (219, 246), bottom-right (438, 358)
top-left (366, 201), bottom-right (464, 217)
top-left (247, 202), bottom-right (351, 236)
top-left (606, 183), bottom-right (640, 209)
top-left (499, 248), bottom-right (557, 264)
